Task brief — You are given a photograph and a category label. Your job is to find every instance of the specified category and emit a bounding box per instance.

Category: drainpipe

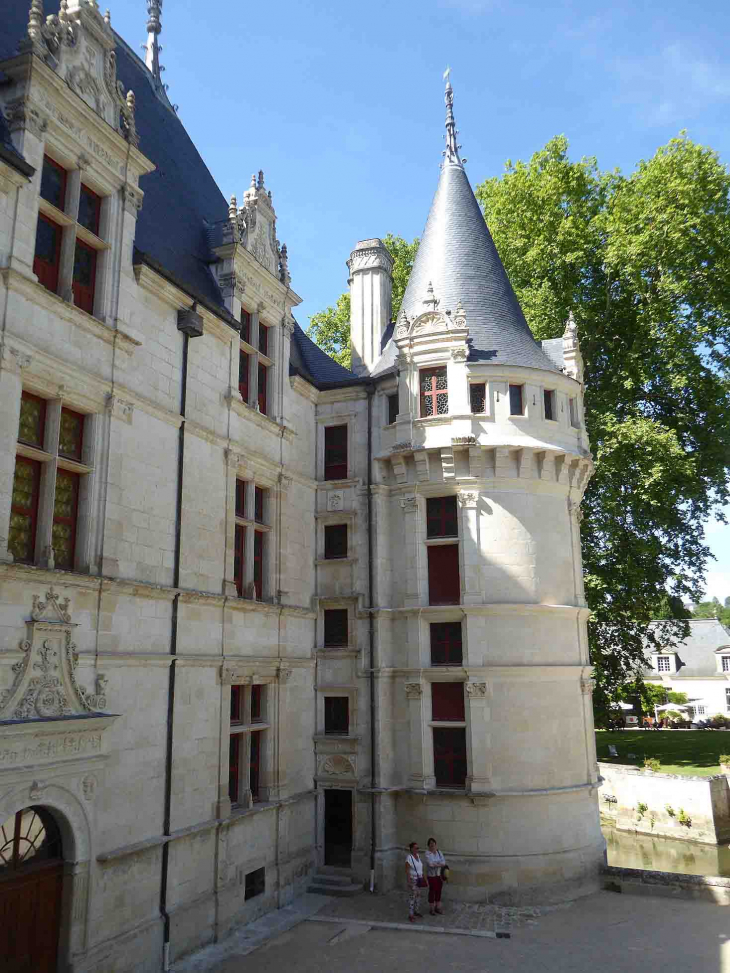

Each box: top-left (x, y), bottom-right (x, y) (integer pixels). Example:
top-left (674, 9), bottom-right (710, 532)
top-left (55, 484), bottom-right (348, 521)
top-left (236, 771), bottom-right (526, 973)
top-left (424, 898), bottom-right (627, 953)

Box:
top-left (161, 303), bottom-right (202, 970)
top-left (366, 384), bottom-right (377, 891)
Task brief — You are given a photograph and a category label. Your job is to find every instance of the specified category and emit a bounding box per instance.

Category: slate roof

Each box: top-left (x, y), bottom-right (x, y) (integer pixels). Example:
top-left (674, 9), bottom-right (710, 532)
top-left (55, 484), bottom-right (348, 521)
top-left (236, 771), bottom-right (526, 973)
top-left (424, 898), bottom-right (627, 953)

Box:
top-left (399, 160), bottom-right (558, 372)
top-left (290, 323), bottom-right (360, 388)
top-left (645, 619), bottom-right (730, 679)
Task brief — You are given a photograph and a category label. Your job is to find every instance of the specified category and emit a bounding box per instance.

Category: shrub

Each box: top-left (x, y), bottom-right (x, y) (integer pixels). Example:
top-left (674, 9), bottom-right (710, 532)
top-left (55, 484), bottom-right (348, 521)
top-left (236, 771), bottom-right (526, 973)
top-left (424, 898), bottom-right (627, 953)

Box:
top-left (710, 714), bottom-right (730, 728)
top-left (719, 755), bottom-right (730, 766)
top-left (678, 808), bottom-right (692, 828)
top-left (665, 804), bottom-right (675, 817)
top-left (644, 758), bottom-right (661, 772)
top-left (636, 802), bottom-right (649, 820)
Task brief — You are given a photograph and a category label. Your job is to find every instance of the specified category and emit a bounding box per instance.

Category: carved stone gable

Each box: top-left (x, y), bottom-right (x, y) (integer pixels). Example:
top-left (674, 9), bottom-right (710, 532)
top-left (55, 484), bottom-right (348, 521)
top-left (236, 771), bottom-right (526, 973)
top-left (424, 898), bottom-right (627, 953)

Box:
top-left (241, 172), bottom-right (279, 276)
top-left (0, 588), bottom-right (107, 720)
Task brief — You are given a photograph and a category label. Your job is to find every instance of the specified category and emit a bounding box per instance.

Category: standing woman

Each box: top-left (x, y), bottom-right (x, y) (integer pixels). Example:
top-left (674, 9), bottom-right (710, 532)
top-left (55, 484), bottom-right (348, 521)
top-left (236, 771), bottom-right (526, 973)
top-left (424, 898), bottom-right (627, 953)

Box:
top-left (405, 842), bottom-right (425, 922)
top-left (425, 837), bottom-right (447, 915)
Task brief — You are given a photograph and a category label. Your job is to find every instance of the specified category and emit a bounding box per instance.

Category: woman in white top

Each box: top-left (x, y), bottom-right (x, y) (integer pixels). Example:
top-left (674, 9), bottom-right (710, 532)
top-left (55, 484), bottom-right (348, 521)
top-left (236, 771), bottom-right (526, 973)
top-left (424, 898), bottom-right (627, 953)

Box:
top-left (404, 841), bottom-right (424, 922)
top-left (424, 837), bottom-right (447, 915)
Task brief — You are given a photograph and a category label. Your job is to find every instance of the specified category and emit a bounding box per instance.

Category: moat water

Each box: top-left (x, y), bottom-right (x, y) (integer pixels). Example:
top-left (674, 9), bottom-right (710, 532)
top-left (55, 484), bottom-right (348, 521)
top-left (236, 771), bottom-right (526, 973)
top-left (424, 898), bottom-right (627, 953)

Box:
top-left (603, 824), bottom-right (730, 878)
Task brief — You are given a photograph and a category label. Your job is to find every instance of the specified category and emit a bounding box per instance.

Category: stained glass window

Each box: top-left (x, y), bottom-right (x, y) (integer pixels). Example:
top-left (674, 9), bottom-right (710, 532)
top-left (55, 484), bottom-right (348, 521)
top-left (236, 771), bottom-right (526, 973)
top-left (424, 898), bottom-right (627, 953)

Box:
top-left (420, 367), bottom-right (448, 417)
top-left (469, 383), bottom-right (486, 414)
top-left (8, 457), bottom-right (41, 563)
top-left (18, 392), bottom-right (46, 448)
top-left (59, 408), bottom-right (84, 461)
top-left (52, 469), bottom-right (79, 570)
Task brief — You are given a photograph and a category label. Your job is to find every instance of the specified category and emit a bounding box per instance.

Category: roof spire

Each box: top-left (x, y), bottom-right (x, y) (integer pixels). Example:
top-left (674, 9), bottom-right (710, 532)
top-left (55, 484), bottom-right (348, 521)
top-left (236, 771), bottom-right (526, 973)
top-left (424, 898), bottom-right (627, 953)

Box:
top-left (144, 0), bottom-right (163, 82)
top-left (443, 68), bottom-right (465, 167)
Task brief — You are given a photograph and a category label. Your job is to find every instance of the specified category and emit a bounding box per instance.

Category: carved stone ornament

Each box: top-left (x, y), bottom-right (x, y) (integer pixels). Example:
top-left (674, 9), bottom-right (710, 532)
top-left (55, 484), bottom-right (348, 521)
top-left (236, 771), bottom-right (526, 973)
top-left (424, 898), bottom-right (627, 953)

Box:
top-left (404, 682), bottom-right (423, 698)
top-left (457, 492), bottom-right (478, 508)
top-left (29, 780), bottom-right (47, 801)
top-left (452, 436), bottom-right (477, 446)
top-left (399, 496), bottom-right (418, 512)
top-left (320, 754), bottom-right (355, 777)
top-left (0, 589), bottom-right (108, 720)
top-left (392, 441), bottom-right (413, 453)
top-left (106, 394), bottom-right (134, 423)
top-left (81, 773), bottom-right (97, 801)
top-left (327, 491), bottom-right (344, 512)
top-left (4, 99), bottom-right (48, 137)
top-left (395, 353), bottom-right (412, 368)
top-left (465, 682), bottom-right (487, 697)
top-left (451, 347), bottom-right (467, 362)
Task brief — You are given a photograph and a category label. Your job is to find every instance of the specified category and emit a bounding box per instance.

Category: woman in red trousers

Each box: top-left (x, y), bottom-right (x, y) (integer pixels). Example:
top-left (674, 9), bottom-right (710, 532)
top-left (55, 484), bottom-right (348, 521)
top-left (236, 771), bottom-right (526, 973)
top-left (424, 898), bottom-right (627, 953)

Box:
top-left (424, 837), bottom-right (447, 915)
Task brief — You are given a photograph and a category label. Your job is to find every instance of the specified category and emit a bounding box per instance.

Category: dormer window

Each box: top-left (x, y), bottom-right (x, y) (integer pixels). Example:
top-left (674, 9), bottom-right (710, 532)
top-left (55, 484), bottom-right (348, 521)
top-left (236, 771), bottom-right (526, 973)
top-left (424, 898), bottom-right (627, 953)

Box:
top-left (722, 656), bottom-right (730, 673)
top-left (656, 656), bottom-right (671, 672)
top-left (420, 367), bottom-right (448, 417)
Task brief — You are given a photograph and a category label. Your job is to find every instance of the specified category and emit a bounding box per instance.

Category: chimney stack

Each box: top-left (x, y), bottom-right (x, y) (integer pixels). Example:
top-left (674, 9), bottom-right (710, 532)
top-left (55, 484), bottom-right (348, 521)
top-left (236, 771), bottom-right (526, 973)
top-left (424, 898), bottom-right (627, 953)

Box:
top-left (347, 239), bottom-right (393, 376)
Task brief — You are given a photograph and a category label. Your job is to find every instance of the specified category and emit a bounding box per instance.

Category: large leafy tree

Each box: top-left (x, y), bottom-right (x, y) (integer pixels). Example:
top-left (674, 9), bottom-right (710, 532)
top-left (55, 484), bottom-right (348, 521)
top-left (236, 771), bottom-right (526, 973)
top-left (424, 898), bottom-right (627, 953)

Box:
top-left (309, 135), bottom-right (730, 703)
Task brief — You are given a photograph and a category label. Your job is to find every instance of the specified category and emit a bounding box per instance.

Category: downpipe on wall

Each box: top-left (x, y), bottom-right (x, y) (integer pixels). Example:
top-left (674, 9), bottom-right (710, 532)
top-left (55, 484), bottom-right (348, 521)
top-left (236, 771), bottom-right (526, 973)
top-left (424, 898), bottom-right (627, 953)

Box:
top-left (366, 384), bottom-right (377, 892)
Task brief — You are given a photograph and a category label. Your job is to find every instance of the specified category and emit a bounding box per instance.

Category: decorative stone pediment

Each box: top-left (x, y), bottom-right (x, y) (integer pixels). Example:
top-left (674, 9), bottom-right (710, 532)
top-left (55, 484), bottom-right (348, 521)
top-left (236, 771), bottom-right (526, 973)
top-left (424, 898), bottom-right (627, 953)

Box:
top-left (0, 588), bottom-right (107, 720)
top-left (318, 754), bottom-right (356, 777)
top-left (22, 0), bottom-right (138, 145)
top-left (395, 284), bottom-right (469, 353)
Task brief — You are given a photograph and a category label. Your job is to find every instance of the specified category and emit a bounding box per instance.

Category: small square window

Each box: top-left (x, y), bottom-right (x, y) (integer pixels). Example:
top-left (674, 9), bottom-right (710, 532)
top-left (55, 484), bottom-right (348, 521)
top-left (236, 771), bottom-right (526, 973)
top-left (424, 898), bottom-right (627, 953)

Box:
top-left (431, 682), bottom-right (465, 722)
top-left (40, 156), bottom-right (67, 210)
top-left (470, 383), bottom-right (486, 414)
top-left (430, 622), bottom-right (463, 666)
top-left (722, 657), bottom-right (730, 673)
top-left (324, 609), bottom-right (348, 647)
top-left (544, 389), bottom-right (555, 421)
top-left (324, 696), bottom-right (349, 735)
top-left (656, 656), bottom-right (671, 672)
top-left (78, 184), bottom-right (101, 235)
top-left (387, 394), bottom-right (398, 425)
top-left (324, 524), bottom-right (348, 559)
top-left (245, 866), bottom-right (265, 900)
top-left (509, 384), bottom-right (524, 416)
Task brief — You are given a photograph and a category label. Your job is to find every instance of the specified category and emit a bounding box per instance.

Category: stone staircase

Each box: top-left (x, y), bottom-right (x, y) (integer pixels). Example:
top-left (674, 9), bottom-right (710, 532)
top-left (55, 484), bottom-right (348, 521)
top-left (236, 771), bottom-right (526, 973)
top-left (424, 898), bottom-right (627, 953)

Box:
top-left (308, 865), bottom-right (363, 897)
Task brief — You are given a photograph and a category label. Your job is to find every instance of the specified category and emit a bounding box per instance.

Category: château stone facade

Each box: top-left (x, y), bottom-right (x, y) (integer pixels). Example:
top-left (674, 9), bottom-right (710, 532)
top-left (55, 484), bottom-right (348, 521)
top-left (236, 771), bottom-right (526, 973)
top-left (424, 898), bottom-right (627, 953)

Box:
top-left (0, 4), bottom-right (604, 971)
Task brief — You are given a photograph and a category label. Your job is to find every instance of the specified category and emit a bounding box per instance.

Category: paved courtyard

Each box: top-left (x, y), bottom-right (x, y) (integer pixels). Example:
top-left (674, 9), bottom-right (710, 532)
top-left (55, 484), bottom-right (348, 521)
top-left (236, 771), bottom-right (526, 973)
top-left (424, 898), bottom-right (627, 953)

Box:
top-left (175, 888), bottom-right (730, 973)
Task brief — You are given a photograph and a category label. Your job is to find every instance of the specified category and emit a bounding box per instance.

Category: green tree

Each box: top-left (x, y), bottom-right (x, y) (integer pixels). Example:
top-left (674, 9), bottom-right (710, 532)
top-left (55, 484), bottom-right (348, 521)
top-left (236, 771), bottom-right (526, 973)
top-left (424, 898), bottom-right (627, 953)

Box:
top-left (306, 235), bottom-right (419, 369)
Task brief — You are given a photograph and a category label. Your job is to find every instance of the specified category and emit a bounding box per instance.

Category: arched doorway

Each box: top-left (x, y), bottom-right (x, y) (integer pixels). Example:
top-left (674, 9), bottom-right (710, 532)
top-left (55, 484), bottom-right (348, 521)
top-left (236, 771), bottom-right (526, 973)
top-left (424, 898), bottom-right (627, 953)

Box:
top-left (0, 806), bottom-right (64, 973)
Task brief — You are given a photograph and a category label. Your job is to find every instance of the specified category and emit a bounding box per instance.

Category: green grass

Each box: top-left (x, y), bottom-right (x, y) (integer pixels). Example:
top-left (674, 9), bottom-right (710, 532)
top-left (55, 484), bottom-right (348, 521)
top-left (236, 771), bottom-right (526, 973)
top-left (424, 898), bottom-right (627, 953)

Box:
top-left (596, 730), bottom-right (730, 776)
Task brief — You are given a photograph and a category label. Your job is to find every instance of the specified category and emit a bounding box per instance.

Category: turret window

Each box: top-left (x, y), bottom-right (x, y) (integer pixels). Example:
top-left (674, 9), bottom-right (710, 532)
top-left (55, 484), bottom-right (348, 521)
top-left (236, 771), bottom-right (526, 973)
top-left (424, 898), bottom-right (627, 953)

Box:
top-left (420, 367), bottom-right (448, 417)
top-left (469, 383), bottom-right (486, 414)
top-left (509, 384), bottom-right (524, 416)
top-left (569, 397), bottom-right (579, 428)
top-left (544, 389), bottom-right (555, 421)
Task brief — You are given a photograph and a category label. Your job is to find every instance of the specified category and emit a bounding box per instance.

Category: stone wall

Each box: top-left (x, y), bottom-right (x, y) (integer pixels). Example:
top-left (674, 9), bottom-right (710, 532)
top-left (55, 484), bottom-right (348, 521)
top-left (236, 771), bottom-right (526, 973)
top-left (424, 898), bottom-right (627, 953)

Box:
top-left (599, 762), bottom-right (730, 844)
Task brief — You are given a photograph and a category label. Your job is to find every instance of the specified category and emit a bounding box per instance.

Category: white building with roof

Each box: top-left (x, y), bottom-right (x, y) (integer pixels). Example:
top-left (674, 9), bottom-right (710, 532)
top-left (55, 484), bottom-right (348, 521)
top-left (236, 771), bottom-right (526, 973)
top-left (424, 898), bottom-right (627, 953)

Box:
top-left (0, 3), bottom-right (603, 970)
top-left (645, 619), bottom-right (730, 720)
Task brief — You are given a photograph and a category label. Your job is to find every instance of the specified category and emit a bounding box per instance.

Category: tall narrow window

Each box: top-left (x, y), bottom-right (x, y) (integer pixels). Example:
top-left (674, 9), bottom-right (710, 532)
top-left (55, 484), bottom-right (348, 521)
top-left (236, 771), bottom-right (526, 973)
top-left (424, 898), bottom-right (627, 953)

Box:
top-left (254, 486), bottom-right (265, 524)
top-left (40, 156), bottom-right (67, 210)
top-left (72, 240), bottom-right (97, 314)
top-left (240, 309), bottom-right (251, 344)
top-left (433, 728), bottom-right (467, 788)
top-left (257, 362), bottom-right (268, 415)
top-left (259, 322), bottom-right (269, 356)
top-left (253, 531), bottom-right (264, 600)
top-left (251, 684), bottom-right (263, 722)
top-left (59, 408), bottom-right (84, 462)
top-left (470, 383), bottom-right (486, 414)
top-left (726, 687), bottom-right (730, 713)
top-left (426, 497), bottom-right (458, 538)
top-left (8, 458), bottom-right (41, 564)
top-left (509, 384), bottom-right (524, 416)
top-left (324, 524), bottom-right (348, 559)
top-left (245, 867), bottom-right (265, 900)
top-left (52, 469), bottom-right (80, 570)
top-left (239, 350), bottom-right (250, 403)
top-left (324, 609), bottom-right (348, 647)
top-left (234, 525), bottom-right (245, 596)
top-left (18, 392), bottom-right (46, 449)
top-left (569, 397), bottom-right (579, 428)
top-left (325, 697), bottom-right (349, 735)
top-left (387, 393), bottom-right (398, 425)
top-left (231, 685), bottom-right (244, 723)
top-left (420, 367), bottom-right (448, 417)
top-left (430, 622), bottom-right (463, 666)
top-left (33, 215), bottom-right (62, 293)
top-left (228, 733), bottom-right (241, 804)
top-left (78, 184), bottom-right (101, 235)
top-left (249, 730), bottom-right (261, 800)
top-left (431, 682), bottom-right (465, 721)
top-left (427, 545), bottom-right (460, 606)
top-left (723, 657), bottom-right (730, 673)
top-left (324, 425), bottom-right (348, 480)
top-left (544, 389), bottom-right (555, 421)
top-left (235, 479), bottom-right (246, 518)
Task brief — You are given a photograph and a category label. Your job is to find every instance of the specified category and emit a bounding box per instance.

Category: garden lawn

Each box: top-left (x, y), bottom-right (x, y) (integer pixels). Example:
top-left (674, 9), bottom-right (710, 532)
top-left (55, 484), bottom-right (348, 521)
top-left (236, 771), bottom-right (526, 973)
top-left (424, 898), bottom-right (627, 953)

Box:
top-left (595, 730), bottom-right (730, 776)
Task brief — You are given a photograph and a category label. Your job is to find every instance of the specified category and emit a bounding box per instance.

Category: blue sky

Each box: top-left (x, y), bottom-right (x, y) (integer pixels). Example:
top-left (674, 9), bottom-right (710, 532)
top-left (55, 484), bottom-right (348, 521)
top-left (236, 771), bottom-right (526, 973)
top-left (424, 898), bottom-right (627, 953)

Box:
top-left (109, 0), bottom-right (730, 599)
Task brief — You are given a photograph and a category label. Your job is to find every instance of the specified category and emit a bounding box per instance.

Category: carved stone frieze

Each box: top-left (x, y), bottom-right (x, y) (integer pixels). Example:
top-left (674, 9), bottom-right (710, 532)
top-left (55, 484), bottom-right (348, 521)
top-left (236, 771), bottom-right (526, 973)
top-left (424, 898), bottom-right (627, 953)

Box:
top-left (450, 347), bottom-right (467, 362)
top-left (5, 99), bottom-right (48, 137)
top-left (452, 436), bottom-right (477, 446)
top-left (465, 682), bottom-right (488, 698)
top-left (457, 492), bottom-right (478, 508)
top-left (404, 682), bottom-right (422, 698)
top-left (399, 497), bottom-right (418, 512)
top-left (392, 441), bottom-right (413, 453)
top-left (122, 185), bottom-right (142, 215)
top-left (220, 667), bottom-right (253, 686)
top-left (319, 754), bottom-right (355, 777)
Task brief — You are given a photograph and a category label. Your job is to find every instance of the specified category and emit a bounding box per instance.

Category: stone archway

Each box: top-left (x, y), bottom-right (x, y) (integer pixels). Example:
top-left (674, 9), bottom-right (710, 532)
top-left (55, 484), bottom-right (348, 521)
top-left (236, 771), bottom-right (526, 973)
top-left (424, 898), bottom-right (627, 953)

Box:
top-left (0, 804), bottom-right (66, 973)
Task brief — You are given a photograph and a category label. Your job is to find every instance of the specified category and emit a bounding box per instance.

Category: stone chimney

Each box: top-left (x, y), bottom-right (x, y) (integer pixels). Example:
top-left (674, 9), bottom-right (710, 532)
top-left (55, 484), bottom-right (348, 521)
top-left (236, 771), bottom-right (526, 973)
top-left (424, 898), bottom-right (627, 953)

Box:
top-left (347, 239), bottom-right (393, 376)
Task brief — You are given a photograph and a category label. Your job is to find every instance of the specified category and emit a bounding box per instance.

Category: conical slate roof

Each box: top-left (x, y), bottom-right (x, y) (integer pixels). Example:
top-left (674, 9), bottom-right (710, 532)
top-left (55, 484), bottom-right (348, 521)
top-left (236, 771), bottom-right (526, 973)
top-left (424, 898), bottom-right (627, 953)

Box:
top-left (400, 83), bottom-right (557, 372)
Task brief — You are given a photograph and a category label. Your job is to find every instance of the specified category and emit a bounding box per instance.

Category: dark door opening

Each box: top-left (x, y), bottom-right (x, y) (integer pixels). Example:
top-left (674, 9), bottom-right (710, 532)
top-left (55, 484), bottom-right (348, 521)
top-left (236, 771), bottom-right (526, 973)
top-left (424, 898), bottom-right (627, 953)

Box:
top-left (324, 789), bottom-right (352, 867)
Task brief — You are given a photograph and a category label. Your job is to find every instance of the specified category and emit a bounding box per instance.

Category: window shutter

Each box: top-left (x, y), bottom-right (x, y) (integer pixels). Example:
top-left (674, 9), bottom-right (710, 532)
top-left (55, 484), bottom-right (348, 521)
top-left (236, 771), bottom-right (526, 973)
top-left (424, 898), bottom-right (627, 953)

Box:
top-left (431, 682), bottom-right (465, 722)
top-left (428, 544), bottom-right (460, 605)
top-left (324, 425), bottom-right (348, 480)
top-left (433, 727), bottom-right (467, 788)
top-left (426, 497), bottom-right (458, 538)
top-left (430, 622), bottom-right (463, 665)
top-left (324, 609), bottom-right (348, 646)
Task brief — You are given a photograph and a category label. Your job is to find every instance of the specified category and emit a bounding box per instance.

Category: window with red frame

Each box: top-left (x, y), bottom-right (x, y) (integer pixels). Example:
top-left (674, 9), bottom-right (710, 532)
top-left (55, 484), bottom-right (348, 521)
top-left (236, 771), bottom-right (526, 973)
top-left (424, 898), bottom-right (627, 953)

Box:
top-left (235, 479), bottom-right (246, 518)
top-left (239, 350), bottom-right (250, 403)
top-left (250, 730), bottom-right (261, 800)
top-left (430, 622), bottom-right (463, 666)
top-left (253, 530), bottom-right (264, 600)
top-left (259, 322), bottom-right (268, 356)
top-left (324, 696), bottom-right (349, 735)
top-left (40, 156), bottom-right (67, 210)
top-left (426, 496), bottom-right (458, 538)
top-left (254, 486), bottom-right (265, 524)
top-left (431, 682), bottom-right (465, 721)
top-left (52, 469), bottom-right (79, 570)
top-left (234, 525), bottom-right (245, 596)
top-left (433, 727), bottom-right (467, 788)
top-left (324, 524), bottom-right (348, 559)
top-left (78, 184), bottom-right (101, 235)
top-left (230, 684), bottom-right (244, 723)
top-left (427, 545), bottom-right (460, 605)
top-left (324, 425), bottom-right (348, 480)
top-left (420, 367), bottom-right (448, 417)
top-left (240, 309), bottom-right (251, 344)
top-left (251, 684), bottom-right (263, 722)
top-left (33, 214), bottom-right (62, 293)
top-left (324, 609), bottom-right (348, 647)
top-left (228, 733), bottom-right (241, 803)
top-left (8, 457), bottom-right (41, 564)
top-left (257, 363), bottom-right (267, 415)
top-left (72, 240), bottom-right (97, 314)
top-left (18, 391), bottom-right (46, 449)
top-left (59, 408), bottom-right (84, 461)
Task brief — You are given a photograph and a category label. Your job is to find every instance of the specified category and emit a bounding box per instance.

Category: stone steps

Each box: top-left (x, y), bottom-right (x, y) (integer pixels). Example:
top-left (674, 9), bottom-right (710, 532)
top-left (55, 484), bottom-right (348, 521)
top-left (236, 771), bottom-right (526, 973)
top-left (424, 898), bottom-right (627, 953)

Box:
top-left (308, 868), bottom-right (363, 897)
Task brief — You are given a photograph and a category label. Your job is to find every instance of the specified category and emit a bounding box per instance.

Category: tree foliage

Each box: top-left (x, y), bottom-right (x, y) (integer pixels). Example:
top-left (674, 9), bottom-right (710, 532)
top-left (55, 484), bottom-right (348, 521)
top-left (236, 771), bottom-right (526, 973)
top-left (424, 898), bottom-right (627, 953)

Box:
top-left (306, 234), bottom-right (419, 369)
top-left (691, 596), bottom-right (730, 627)
top-left (308, 134), bottom-right (730, 700)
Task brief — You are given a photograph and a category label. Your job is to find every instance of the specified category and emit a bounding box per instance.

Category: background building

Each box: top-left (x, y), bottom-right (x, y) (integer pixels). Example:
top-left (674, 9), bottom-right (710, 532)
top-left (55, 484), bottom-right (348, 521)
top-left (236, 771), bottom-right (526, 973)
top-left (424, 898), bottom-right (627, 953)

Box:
top-left (0, 3), bottom-right (603, 971)
top-left (645, 619), bottom-right (730, 720)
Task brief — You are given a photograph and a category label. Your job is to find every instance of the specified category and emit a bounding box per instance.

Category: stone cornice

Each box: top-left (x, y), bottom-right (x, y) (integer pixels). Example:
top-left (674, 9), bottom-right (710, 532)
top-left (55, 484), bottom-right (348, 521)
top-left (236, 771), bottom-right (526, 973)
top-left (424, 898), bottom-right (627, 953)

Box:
top-left (371, 604), bottom-right (591, 619)
top-left (289, 375), bottom-right (320, 403)
top-left (317, 386), bottom-right (368, 404)
top-left (229, 393), bottom-right (296, 442)
top-left (2, 268), bottom-right (141, 355)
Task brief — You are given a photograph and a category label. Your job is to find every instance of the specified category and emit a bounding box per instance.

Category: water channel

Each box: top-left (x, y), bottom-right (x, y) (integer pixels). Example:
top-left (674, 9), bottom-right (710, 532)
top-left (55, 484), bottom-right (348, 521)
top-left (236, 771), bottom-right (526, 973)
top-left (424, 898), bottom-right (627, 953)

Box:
top-left (603, 824), bottom-right (730, 878)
